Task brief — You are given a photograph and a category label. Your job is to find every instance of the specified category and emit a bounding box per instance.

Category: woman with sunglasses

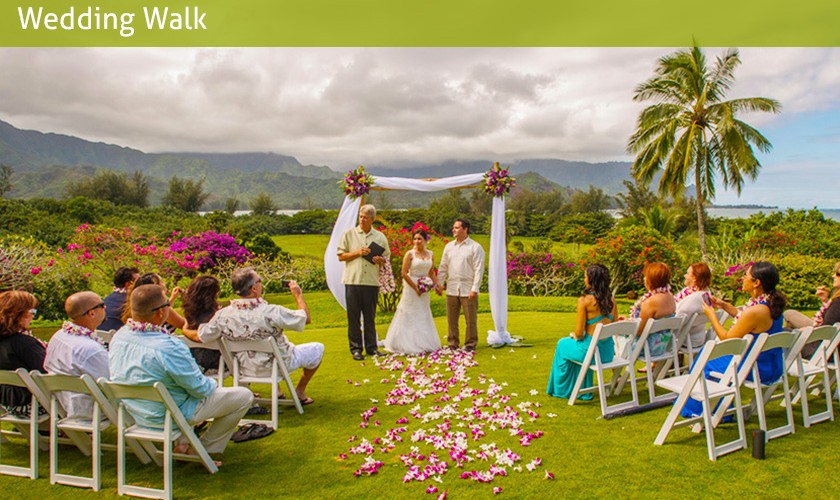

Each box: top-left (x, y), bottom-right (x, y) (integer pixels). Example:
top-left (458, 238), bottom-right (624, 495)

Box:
top-left (681, 261), bottom-right (786, 417)
top-left (0, 290), bottom-right (47, 417)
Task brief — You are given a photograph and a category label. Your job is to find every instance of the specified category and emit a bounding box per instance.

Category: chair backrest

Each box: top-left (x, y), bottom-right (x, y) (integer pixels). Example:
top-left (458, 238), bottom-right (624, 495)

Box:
top-left (0, 368), bottom-right (28, 388)
top-left (591, 319), bottom-right (640, 342)
top-left (222, 336), bottom-right (282, 358)
top-left (94, 330), bottom-right (115, 344)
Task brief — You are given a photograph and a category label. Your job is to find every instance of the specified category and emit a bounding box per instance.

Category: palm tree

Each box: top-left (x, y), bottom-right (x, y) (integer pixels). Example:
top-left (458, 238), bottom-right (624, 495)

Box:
top-left (627, 46), bottom-right (780, 259)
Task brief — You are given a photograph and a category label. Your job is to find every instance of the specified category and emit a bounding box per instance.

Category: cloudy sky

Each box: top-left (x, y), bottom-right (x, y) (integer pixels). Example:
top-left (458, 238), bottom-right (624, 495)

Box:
top-left (1, 47), bottom-right (838, 208)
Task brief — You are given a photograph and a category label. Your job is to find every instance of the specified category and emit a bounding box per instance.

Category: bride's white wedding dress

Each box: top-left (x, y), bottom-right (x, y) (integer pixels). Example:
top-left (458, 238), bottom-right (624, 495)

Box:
top-left (384, 250), bottom-right (441, 354)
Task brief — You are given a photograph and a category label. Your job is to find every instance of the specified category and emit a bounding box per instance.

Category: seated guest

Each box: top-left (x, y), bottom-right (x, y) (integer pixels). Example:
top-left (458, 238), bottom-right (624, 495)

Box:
top-left (628, 262), bottom-right (676, 357)
top-left (683, 261), bottom-right (786, 417)
top-left (44, 291), bottom-right (110, 419)
top-left (547, 264), bottom-right (617, 400)
top-left (100, 266), bottom-right (139, 331)
top-left (0, 291), bottom-right (46, 417)
top-left (182, 275), bottom-right (222, 373)
top-left (122, 272), bottom-right (187, 335)
top-left (109, 285), bottom-right (253, 455)
top-left (198, 268), bottom-right (321, 405)
top-left (675, 262), bottom-right (714, 348)
top-left (783, 260), bottom-right (840, 330)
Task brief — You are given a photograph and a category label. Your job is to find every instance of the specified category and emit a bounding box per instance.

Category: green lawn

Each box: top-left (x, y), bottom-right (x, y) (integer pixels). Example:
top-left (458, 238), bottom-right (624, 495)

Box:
top-left (7, 293), bottom-right (837, 499)
top-left (273, 234), bottom-right (591, 261)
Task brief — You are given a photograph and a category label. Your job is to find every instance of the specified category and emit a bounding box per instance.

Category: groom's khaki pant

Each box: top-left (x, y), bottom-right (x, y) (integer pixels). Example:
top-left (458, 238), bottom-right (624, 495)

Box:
top-left (446, 295), bottom-right (478, 349)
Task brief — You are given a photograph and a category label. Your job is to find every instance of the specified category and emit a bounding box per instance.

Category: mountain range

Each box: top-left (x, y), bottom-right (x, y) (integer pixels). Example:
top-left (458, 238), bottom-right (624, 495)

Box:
top-left (0, 119), bottom-right (638, 209)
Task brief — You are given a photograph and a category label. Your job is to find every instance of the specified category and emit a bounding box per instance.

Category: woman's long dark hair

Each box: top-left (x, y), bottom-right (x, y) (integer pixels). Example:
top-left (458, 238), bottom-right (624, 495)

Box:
top-left (182, 275), bottom-right (220, 328)
top-left (585, 264), bottom-right (614, 316)
top-left (750, 261), bottom-right (786, 319)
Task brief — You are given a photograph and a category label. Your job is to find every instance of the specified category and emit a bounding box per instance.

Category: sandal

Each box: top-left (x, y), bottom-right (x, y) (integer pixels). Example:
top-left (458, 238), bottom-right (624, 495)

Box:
top-left (231, 423), bottom-right (274, 443)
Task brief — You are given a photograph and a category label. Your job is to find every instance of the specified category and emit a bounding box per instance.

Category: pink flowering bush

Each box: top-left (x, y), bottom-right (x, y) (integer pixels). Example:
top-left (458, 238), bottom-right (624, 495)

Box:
top-left (506, 252), bottom-right (584, 296)
top-left (168, 231), bottom-right (252, 272)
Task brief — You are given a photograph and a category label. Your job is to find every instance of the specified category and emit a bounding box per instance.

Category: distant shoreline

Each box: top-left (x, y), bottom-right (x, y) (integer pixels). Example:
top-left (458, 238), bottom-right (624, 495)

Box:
top-left (708, 204), bottom-right (778, 209)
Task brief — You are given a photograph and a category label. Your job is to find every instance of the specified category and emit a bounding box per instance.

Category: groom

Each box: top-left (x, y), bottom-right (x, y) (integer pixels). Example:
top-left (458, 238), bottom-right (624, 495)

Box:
top-left (437, 218), bottom-right (485, 351)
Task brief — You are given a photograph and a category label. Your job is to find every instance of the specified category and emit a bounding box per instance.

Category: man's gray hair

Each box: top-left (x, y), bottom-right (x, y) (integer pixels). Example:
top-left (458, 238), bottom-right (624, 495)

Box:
top-left (360, 204), bottom-right (376, 219)
top-left (231, 267), bottom-right (260, 296)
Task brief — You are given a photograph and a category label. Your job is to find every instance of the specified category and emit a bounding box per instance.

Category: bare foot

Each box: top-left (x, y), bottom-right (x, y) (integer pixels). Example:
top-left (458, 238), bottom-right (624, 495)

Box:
top-left (173, 442), bottom-right (222, 466)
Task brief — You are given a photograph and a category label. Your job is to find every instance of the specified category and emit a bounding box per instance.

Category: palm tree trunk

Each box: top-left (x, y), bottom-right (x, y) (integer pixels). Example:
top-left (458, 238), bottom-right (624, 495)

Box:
top-left (695, 168), bottom-right (707, 260)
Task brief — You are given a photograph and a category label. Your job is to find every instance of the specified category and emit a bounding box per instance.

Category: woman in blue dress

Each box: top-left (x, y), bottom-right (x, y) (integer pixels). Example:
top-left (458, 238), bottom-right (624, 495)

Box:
top-left (681, 261), bottom-right (786, 417)
top-left (547, 264), bottom-right (618, 399)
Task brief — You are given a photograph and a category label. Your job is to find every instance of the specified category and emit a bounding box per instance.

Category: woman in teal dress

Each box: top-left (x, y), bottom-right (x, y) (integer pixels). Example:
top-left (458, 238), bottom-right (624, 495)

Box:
top-left (547, 264), bottom-right (618, 399)
top-left (681, 261), bottom-right (787, 417)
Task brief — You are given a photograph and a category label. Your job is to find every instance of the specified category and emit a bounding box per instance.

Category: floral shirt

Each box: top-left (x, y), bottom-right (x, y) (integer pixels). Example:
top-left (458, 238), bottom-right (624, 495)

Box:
top-left (198, 298), bottom-right (308, 377)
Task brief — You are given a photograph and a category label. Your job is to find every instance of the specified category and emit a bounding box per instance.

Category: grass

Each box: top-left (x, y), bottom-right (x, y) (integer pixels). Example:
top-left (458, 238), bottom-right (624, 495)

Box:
top-left (7, 292), bottom-right (839, 499)
top-left (273, 234), bottom-right (591, 261)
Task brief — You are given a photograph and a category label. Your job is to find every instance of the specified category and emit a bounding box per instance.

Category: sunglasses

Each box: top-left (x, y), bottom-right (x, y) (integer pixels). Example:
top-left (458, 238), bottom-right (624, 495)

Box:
top-left (28, 308), bottom-right (38, 316)
top-left (84, 302), bottom-right (106, 315)
top-left (151, 300), bottom-right (170, 312)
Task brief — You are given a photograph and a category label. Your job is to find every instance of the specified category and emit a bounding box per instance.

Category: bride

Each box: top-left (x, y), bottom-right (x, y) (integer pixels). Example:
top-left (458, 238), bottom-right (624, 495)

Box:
top-left (384, 228), bottom-right (442, 354)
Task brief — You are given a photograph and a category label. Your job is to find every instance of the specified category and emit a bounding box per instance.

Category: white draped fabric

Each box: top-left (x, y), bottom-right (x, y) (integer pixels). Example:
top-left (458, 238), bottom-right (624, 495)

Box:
top-left (324, 173), bottom-right (513, 345)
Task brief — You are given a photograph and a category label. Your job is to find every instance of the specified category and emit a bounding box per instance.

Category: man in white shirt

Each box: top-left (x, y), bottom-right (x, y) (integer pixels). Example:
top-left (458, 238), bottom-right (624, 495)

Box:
top-left (198, 267), bottom-right (322, 404)
top-left (437, 218), bottom-right (486, 351)
top-left (44, 291), bottom-right (110, 419)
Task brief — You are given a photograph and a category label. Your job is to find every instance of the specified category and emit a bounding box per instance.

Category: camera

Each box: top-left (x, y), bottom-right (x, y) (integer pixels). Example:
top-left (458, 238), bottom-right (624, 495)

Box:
top-left (281, 280), bottom-right (291, 288)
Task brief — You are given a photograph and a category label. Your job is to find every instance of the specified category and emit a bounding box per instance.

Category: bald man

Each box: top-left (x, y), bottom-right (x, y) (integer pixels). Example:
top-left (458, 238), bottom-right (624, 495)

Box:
top-left (44, 291), bottom-right (110, 419)
top-left (110, 285), bottom-right (253, 455)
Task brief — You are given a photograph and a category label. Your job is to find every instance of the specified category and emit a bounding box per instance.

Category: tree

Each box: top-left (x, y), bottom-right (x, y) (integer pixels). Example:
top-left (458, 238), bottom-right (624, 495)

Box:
top-left (0, 164), bottom-right (13, 197)
top-left (627, 46), bottom-right (780, 258)
top-left (162, 176), bottom-right (209, 212)
top-left (224, 197), bottom-right (240, 214)
top-left (568, 186), bottom-right (612, 214)
top-left (250, 192), bottom-right (277, 216)
top-left (616, 179), bottom-right (657, 219)
top-left (66, 169), bottom-right (149, 207)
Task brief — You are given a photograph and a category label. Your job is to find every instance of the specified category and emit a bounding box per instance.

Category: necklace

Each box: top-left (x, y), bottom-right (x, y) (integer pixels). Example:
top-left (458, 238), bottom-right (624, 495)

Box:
top-left (674, 286), bottom-right (698, 303)
top-left (813, 300), bottom-right (831, 326)
top-left (62, 321), bottom-right (105, 347)
top-left (126, 318), bottom-right (172, 335)
top-left (232, 298), bottom-right (266, 310)
top-left (733, 294), bottom-right (768, 325)
top-left (629, 285), bottom-right (671, 319)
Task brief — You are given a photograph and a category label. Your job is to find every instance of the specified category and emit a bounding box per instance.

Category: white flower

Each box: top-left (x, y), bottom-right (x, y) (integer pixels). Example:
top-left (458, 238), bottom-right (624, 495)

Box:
top-left (529, 389), bottom-right (538, 396)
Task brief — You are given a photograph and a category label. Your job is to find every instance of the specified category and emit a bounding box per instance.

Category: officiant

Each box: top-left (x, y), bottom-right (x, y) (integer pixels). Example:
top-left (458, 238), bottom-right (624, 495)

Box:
top-left (337, 204), bottom-right (390, 361)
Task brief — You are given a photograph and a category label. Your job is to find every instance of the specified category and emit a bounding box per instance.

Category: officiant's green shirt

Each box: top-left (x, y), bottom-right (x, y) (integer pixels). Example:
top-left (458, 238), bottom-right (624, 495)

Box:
top-left (337, 226), bottom-right (391, 287)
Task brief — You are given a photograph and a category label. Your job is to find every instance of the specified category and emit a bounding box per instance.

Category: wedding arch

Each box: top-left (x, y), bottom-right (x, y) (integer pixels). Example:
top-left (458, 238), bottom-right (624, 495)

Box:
top-left (323, 169), bottom-right (514, 345)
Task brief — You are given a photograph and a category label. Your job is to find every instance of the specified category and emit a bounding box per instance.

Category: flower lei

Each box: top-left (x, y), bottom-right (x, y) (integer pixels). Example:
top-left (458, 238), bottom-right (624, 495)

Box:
top-left (813, 300), bottom-right (831, 326)
top-left (19, 329), bottom-right (47, 347)
top-left (126, 318), bottom-right (172, 335)
top-left (379, 261), bottom-right (396, 294)
top-left (674, 286), bottom-right (698, 304)
top-left (341, 165), bottom-right (374, 200)
top-left (732, 294), bottom-right (768, 325)
top-left (113, 287), bottom-right (129, 294)
top-left (483, 162), bottom-right (516, 198)
top-left (629, 285), bottom-right (671, 319)
top-left (232, 298), bottom-right (266, 310)
top-left (62, 321), bottom-right (105, 347)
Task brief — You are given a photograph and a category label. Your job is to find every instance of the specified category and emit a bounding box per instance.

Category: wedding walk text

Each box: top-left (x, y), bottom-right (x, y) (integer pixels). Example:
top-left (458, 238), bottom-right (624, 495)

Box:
top-left (17, 5), bottom-right (208, 38)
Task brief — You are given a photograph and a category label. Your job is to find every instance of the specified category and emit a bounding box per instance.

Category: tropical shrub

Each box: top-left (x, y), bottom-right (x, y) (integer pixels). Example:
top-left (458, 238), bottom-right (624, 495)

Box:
top-left (775, 254), bottom-right (836, 310)
top-left (589, 225), bottom-right (682, 294)
top-left (169, 231), bottom-right (253, 272)
top-left (506, 252), bottom-right (584, 296)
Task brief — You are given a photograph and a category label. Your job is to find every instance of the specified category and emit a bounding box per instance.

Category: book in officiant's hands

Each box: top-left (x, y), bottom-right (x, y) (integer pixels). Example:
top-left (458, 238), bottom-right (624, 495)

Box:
top-left (362, 242), bottom-right (386, 264)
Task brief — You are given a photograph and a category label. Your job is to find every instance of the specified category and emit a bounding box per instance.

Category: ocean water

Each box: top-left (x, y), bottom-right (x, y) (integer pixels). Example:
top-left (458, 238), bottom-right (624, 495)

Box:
top-left (706, 207), bottom-right (840, 221)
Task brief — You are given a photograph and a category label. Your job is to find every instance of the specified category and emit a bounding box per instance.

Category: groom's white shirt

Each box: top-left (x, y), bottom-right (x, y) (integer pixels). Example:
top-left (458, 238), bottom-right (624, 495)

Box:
top-left (438, 237), bottom-right (485, 297)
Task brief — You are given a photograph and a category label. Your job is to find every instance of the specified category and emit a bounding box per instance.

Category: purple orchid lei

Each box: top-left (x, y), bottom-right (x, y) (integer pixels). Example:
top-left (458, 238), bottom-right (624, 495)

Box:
top-left (126, 318), bottom-right (171, 335)
top-left (629, 285), bottom-right (671, 319)
top-left (62, 321), bottom-right (105, 347)
top-left (813, 300), bottom-right (831, 326)
top-left (673, 286), bottom-right (698, 304)
top-left (232, 298), bottom-right (266, 310)
top-left (732, 294), bottom-right (768, 325)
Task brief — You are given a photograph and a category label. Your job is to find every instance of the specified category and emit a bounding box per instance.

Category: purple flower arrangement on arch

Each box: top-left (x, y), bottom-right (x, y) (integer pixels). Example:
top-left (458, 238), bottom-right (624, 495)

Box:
top-left (341, 165), bottom-right (374, 200)
top-left (483, 162), bottom-right (516, 198)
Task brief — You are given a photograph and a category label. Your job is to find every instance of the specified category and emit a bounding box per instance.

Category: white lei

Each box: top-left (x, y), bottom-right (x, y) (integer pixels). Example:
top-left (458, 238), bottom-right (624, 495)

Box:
top-left (732, 294), bottom-right (768, 325)
top-left (674, 286), bottom-right (698, 304)
top-left (629, 285), bottom-right (671, 319)
top-left (126, 318), bottom-right (172, 335)
top-left (62, 321), bottom-right (105, 347)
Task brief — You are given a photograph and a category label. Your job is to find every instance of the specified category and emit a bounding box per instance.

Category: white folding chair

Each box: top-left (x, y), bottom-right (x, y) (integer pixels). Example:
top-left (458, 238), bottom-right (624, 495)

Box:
top-left (788, 324), bottom-right (839, 427)
top-left (824, 322), bottom-right (840, 405)
top-left (621, 315), bottom-right (686, 403)
top-left (94, 329), bottom-right (116, 347)
top-left (221, 337), bottom-right (304, 429)
top-left (654, 337), bottom-right (751, 461)
top-left (567, 319), bottom-right (642, 416)
top-left (741, 331), bottom-right (801, 440)
top-left (29, 372), bottom-right (155, 490)
top-left (0, 368), bottom-right (47, 479)
top-left (99, 380), bottom-right (218, 500)
top-left (177, 336), bottom-right (230, 387)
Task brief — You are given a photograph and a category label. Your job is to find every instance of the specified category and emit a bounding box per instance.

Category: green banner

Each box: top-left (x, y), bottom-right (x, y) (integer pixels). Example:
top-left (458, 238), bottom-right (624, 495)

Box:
top-left (2, 0), bottom-right (839, 46)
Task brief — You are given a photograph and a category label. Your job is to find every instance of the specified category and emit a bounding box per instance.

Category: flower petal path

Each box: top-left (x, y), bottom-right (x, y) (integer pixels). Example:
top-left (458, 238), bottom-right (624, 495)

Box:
top-left (340, 350), bottom-right (553, 496)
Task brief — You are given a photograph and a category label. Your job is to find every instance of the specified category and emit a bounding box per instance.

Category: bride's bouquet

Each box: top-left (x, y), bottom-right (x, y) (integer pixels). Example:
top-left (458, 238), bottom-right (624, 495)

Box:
top-left (417, 276), bottom-right (435, 294)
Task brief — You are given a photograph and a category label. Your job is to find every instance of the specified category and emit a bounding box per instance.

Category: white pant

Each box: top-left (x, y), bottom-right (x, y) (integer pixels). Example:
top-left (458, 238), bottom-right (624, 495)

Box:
top-left (190, 387), bottom-right (254, 453)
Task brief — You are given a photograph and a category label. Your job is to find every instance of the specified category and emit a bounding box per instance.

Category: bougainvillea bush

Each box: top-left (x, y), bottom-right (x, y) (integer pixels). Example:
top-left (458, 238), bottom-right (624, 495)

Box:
top-left (168, 230), bottom-right (253, 271)
top-left (506, 252), bottom-right (584, 297)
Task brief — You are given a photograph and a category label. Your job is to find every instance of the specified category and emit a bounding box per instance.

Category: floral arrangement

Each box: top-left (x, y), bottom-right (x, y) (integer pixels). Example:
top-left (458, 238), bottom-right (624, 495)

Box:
top-left (417, 276), bottom-right (435, 294)
top-left (483, 162), bottom-right (516, 198)
top-left (341, 165), bottom-right (374, 200)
